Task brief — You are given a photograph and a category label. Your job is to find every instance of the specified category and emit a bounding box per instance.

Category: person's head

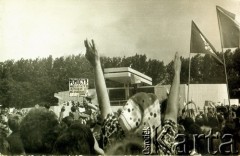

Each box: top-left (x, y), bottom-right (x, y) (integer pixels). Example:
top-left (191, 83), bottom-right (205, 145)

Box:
top-left (217, 114), bottom-right (224, 125)
top-left (0, 135), bottom-right (9, 155)
top-left (182, 117), bottom-right (194, 131)
top-left (117, 108), bottom-right (122, 117)
top-left (106, 135), bottom-right (143, 155)
top-left (85, 97), bottom-right (92, 103)
top-left (71, 106), bottom-right (76, 112)
top-left (7, 132), bottom-right (25, 155)
top-left (83, 98), bottom-right (88, 107)
top-left (62, 116), bottom-right (74, 127)
top-left (69, 111), bottom-right (74, 117)
top-left (195, 116), bottom-right (204, 127)
top-left (8, 114), bottom-right (21, 132)
top-left (61, 106), bottom-right (65, 112)
top-left (188, 123), bottom-right (202, 134)
top-left (44, 103), bottom-right (50, 110)
top-left (1, 113), bottom-right (8, 123)
top-left (20, 107), bottom-right (60, 154)
top-left (208, 116), bottom-right (219, 128)
top-left (182, 108), bottom-right (186, 114)
top-left (53, 121), bottom-right (95, 155)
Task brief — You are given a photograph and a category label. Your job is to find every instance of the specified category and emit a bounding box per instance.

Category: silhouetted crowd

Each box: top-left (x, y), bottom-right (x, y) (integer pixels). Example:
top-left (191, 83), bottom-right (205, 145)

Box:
top-left (177, 105), bottom-right (240, 155)
top-left (0, 104), bottom-right (239, 155)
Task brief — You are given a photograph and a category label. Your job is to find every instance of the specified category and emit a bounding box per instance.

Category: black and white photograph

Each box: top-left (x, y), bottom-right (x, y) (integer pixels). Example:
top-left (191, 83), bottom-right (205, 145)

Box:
top-left (0, 0), bottom-right (240, 155)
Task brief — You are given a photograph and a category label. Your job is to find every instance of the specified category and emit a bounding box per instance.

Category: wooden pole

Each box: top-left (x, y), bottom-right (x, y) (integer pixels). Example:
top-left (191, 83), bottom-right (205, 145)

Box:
top-left (187, 53), bottom-right (192, 111)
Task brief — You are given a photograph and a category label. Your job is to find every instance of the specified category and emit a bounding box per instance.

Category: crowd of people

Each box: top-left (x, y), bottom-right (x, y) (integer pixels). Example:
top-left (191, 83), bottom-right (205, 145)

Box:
top-left (178, 104), bottom-right (240, 155)
top-left (0, 39), bottom-right (239, 155)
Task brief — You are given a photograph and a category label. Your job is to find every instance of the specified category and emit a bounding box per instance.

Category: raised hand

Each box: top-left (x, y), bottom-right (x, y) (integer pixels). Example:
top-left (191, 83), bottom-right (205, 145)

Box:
top-left (173, 52), bottom-right (181, 74)
top-left (83, 39), bottom-right (112, 119)
top-left (84, 39), bottom-right (100, 66)
top-left (164, 52), bottom-right (181, 124)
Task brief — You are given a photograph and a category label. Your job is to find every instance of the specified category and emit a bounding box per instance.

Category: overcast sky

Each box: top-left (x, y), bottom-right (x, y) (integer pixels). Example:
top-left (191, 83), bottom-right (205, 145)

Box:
top-left (0, 0), bottom-right (239, 63)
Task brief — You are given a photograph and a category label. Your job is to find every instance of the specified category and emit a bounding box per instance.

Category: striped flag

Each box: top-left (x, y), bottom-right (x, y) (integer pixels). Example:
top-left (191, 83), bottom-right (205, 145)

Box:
top-left (190, 21), bottom-right (223, 65)
top-left (216, 6), bottom-right (240, 48)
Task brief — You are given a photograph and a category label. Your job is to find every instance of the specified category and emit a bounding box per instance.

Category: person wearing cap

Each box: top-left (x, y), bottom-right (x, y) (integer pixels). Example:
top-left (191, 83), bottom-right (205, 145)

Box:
top-left (85, 39), bottom-right (181, 155)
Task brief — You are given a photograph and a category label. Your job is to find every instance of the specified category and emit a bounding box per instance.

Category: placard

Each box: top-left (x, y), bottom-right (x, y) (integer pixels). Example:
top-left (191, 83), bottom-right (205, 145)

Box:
top-left (69, 78), bottom-right (88, 97)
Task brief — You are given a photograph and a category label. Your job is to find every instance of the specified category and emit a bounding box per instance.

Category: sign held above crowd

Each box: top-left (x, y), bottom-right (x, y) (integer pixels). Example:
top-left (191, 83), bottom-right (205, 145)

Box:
top-left (69, 78), bottom-right (89, 97)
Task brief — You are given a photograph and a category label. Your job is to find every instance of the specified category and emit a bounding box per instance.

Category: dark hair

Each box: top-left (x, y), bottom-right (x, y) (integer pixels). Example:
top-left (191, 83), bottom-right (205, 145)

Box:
top-left (44, 103), bottom-right (50, 109)
top-left (188, 123), bottom-right (202, 134)
top-left (195, 117), bottom-right (204, 127)
top-left (53, 121), bottom-right (95, 155)
top-left (71, 106), bottom-right (76, 112)
top-left (69, 112), bottom-right (74, 119)
top-left (20, 108), bottom-right (60, 154)
top-left (86, 97), bottom-right (92, 102)
top-left (236, 106), bottom-right (240, 118)
top-left (62, 116), bottom-right (74, 127)
top-left (7, 132), bottom-right (25, 154)
top-left (61, 107), bottom-right (65, 112)
top-left (0, 135), bottom-right (9, 155)
top-left (217, 114), bottom-right (224, 125)
top-left (8, 115), bottom-right (21, 132)
top-left (106, 135), bottom-right (143, 155)
top-left (182, 117), bottom-right (194, 131)
top-left (182, 108), bottom-right (186, 114)
top-left (207, 116), bottom-right (219, 128)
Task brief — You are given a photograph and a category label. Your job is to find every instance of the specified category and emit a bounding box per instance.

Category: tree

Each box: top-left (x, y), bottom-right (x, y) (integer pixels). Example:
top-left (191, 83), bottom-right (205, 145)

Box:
top-left (146, 59), bottom-right (165, 85)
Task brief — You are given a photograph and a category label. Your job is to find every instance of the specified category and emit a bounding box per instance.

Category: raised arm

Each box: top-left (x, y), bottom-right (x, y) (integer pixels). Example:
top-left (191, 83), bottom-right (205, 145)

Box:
top-left (84, 39), bottom-right (112, 119)
top-left (164, 52), bottom-right (181, 123)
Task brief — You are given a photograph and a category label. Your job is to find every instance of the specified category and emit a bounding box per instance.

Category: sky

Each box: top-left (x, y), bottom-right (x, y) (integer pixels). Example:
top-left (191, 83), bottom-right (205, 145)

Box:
top-left (0, 0), bottom-right (240, 64)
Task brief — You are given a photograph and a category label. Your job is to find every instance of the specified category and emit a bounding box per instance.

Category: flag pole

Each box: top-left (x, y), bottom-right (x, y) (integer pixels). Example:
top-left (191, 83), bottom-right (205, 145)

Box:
top-left (216, 7), bottom-right (231, 111)
top-left (187, 53), bottom-right (191, 108)
top-left (222, 53), bottom-right (231, 109)
top-left (187, 21), bottom-right (195, 115)
top-left (187, 21), bottom-right (193, 114)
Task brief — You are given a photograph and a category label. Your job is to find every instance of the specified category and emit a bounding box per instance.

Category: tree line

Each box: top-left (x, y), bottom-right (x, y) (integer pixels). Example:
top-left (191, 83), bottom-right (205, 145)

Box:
top-left (0, 49), bottom-right (240, 108)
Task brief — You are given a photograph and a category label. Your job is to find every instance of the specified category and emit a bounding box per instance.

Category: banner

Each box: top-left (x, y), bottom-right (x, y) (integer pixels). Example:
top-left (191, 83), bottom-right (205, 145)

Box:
top-left (69, 78), bottom-right (89, 97)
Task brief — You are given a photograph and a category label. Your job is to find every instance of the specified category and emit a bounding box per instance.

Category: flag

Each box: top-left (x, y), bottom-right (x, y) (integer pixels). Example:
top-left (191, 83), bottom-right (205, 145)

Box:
top-left (190, 21), bottom-right (223, 65)
top-left (216, 6), bottom-right (240, 48)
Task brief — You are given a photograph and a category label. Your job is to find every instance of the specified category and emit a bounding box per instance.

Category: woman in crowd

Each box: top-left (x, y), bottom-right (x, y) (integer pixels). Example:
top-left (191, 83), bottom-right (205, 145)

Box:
top-left (84, 39), bottom-right (181, 155)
